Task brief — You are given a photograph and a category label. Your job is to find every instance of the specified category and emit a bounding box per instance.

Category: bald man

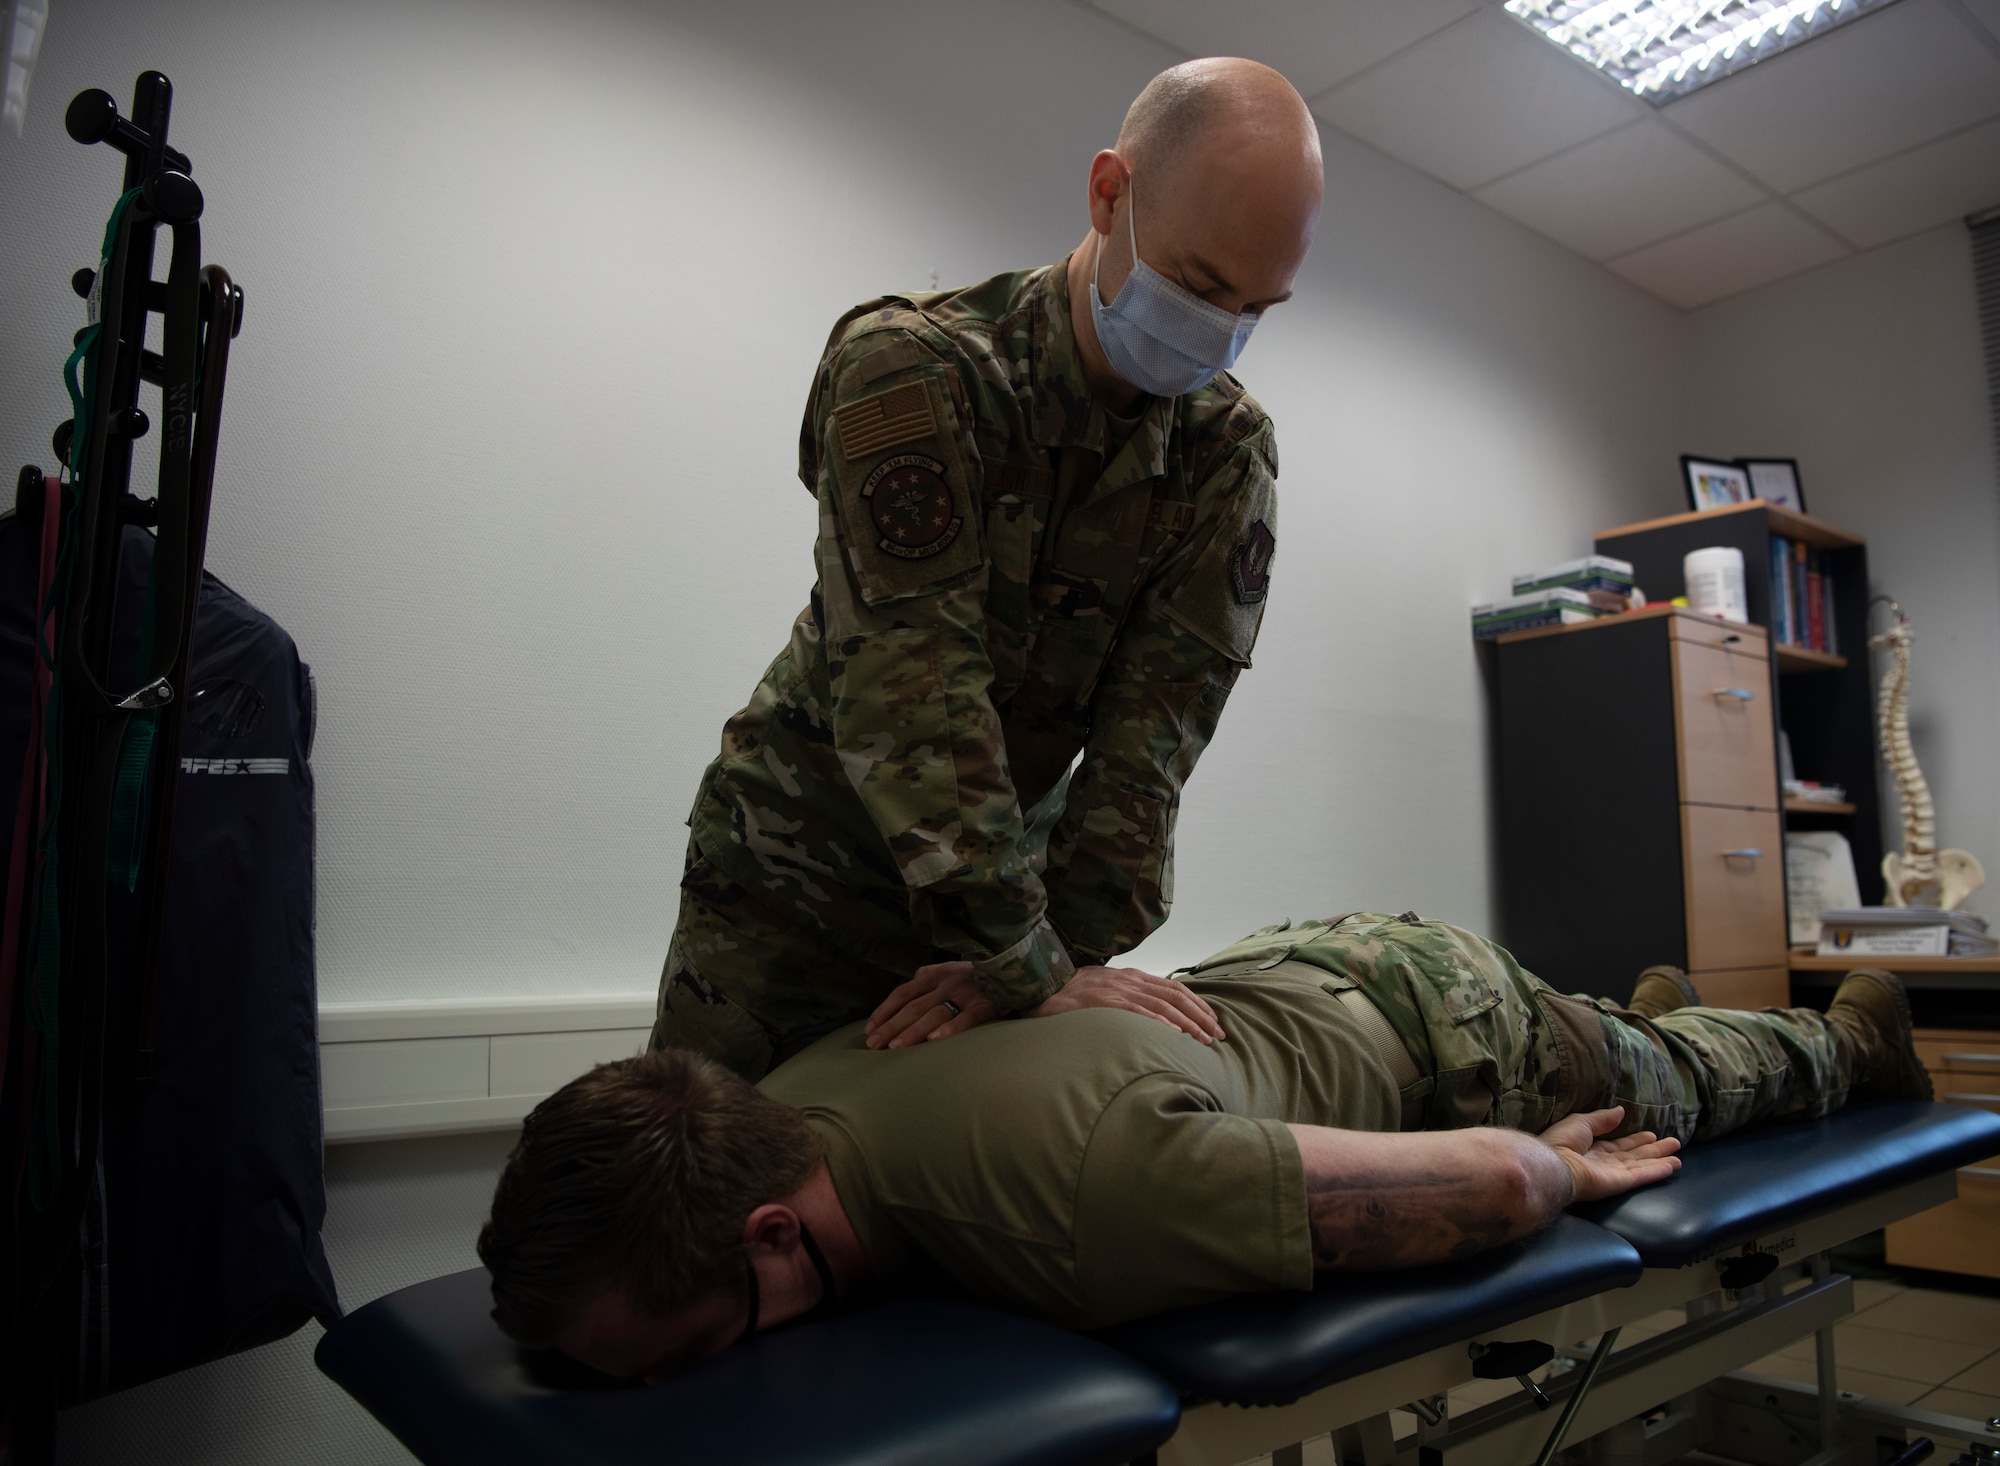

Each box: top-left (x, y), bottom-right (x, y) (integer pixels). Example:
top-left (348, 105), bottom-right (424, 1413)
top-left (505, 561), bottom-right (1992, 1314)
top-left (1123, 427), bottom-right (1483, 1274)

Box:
top-left (652, 59), bottom-right (1325, 1079)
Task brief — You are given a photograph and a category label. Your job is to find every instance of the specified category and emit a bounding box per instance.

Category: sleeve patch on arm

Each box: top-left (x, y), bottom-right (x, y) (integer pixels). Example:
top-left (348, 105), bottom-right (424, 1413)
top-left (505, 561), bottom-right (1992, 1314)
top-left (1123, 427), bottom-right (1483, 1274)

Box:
top-left (1160, 468), bottom-right (1277, 666)
top-left (864, 456), bottom-right (964, 559)
top-left (837, 381), bottom-right (938, 460)
top-left (827, 371), bottom-right (984, 606)
top-left (1230, 519), bottom-right (1276, 605)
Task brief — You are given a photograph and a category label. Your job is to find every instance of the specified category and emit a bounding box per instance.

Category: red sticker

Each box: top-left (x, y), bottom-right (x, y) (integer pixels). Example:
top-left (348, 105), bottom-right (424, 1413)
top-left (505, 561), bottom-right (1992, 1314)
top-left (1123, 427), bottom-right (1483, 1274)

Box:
top-left (863, 454), bottom-right (963, 560)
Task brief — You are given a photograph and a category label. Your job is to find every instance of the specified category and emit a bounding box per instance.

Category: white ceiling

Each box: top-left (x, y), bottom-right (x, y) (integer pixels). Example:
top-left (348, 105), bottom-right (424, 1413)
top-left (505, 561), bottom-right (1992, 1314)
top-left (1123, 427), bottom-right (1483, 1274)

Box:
top-left (1090, 0), bottom-right (2000, 308)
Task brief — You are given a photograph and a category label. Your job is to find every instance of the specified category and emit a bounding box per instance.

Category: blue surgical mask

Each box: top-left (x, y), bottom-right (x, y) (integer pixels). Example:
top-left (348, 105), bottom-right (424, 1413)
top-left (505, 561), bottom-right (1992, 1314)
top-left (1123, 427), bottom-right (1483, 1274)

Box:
top-left (1089, 182), bottom-right (1259, 397)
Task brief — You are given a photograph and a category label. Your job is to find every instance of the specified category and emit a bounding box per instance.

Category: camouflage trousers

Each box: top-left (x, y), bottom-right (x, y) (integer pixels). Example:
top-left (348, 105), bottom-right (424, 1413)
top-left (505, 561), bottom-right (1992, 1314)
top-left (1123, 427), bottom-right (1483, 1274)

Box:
top-left (1185, 912), bottom-right (1856, 1144)
top-left (649, 836), bottom-right (936, 1079)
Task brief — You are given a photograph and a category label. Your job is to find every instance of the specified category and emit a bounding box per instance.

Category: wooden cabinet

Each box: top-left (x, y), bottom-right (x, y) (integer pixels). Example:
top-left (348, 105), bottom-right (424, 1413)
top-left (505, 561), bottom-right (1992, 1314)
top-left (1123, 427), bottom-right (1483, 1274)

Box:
top-left (1672, 639), bottom-right (1776, 808)
top-left (1494, 605), bottom-right (1787, 1007)
top-left (1682, 804), bottom-right (1787, 973)
top-left (1886, 1029), bottom-right (2000, 1279)
top-left (1595, 501), bottom-right (1882, 908)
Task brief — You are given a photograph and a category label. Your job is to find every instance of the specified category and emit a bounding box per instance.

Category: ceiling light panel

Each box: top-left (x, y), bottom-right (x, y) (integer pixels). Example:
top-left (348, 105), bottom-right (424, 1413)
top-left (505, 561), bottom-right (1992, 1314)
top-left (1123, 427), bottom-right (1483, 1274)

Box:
top-left (1502, 0), bottom-right (1904, 104)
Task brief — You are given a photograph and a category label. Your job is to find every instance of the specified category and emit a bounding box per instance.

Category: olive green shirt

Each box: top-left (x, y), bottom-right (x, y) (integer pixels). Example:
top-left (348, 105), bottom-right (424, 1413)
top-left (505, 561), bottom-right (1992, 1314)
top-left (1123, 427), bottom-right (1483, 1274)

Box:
top-left (756, 960), bottom-right (1406, 1329)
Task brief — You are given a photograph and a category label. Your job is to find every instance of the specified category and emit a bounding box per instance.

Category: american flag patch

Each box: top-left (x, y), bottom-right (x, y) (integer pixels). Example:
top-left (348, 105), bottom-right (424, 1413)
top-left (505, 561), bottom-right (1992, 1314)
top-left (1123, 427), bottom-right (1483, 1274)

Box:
top-left (836, 382), bottom-right (936, 461)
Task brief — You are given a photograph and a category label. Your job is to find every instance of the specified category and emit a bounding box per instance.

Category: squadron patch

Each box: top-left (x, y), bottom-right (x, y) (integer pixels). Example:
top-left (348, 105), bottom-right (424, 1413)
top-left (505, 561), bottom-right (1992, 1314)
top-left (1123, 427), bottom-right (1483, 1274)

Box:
top-left (1230, 518), bottom-right (1276, 604)
top-left (863, 455), bottom-right (962, 560)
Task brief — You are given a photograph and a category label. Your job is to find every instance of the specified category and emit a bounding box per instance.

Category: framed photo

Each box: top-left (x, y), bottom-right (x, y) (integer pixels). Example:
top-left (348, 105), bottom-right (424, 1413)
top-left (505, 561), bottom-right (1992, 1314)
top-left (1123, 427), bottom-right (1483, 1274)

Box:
top-left (1741, 457), bottom-right (1806, 514)
top-left (1682, 455), bottom-right (1752, 512)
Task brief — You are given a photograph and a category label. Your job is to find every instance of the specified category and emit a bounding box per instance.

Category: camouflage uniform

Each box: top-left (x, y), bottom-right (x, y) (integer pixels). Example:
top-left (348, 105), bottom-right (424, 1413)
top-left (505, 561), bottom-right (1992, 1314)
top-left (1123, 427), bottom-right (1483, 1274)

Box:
top-left (1182, 912), bottom-right (1855, 1143)
top-left (654, 258), bottom-right (1279, 1076)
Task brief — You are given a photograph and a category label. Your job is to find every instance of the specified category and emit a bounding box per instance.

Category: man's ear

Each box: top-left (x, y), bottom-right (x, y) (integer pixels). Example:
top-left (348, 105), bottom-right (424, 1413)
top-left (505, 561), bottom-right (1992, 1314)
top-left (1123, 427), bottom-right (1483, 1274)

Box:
top-left (1085, 149), bottom-right (1131, 237)
top-left (742, 1202), bottom-right (801, 1256)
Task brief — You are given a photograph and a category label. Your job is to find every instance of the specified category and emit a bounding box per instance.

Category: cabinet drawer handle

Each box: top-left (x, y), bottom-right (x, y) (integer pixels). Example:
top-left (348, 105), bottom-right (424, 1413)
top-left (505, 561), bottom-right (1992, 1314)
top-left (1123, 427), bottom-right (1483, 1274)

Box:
top-left (1944, 1092), bottom-right (2000, 1108)
top-left (1963, 1166), bottom-right (2000, 1179)
top-left (1721, 848), bottom-right (1765, 860)
top-left (1942, 1053), bottom-right (2000, 1066)
top-left (1712, 687), bottom-right (1756, 702)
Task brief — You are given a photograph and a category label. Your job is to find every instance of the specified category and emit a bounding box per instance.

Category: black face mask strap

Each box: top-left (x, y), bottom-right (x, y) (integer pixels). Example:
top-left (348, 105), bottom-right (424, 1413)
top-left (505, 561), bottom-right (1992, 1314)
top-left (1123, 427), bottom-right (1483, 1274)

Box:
top-left (797, 1222), bottom-right (839, 1323)
top-left (734, 1256), bottom-right (761, 1349)
top-left (733, 1221), bottom-right (838, 1348)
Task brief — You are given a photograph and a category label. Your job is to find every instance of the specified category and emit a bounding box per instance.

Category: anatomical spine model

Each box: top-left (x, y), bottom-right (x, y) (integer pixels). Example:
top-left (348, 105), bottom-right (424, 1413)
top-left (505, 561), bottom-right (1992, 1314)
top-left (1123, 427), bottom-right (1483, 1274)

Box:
top-left (1870, 601), bottom-right (1985, 909)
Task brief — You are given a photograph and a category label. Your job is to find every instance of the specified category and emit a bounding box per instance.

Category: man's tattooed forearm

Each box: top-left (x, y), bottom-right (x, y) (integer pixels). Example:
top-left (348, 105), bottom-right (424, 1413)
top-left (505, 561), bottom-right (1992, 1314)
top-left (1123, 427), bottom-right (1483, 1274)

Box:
top-left (1304, 1171), bottom-right (1524, 1270)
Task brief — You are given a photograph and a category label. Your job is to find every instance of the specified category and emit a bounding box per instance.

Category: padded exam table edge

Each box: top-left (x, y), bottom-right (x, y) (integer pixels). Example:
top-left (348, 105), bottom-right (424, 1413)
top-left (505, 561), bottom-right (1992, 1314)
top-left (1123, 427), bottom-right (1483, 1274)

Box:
top-left (316, 1102), bottom-right (2000, 1466)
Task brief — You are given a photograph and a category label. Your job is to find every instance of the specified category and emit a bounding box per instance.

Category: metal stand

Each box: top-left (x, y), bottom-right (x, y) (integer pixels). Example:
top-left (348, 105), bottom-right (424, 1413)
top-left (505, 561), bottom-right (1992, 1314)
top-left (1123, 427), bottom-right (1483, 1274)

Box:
top-left (3, 69), bottom-right (241, 1465)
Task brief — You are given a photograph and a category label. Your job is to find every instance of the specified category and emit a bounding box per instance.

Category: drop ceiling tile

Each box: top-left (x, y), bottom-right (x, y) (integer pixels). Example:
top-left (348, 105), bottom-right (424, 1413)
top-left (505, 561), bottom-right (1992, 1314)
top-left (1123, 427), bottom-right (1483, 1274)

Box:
top-left (1662, 0), bottom-right (2000, 193)
top-left (1473, 119), bottom-right (1769, 260)
top-left (1791, 118), bottom-right (2000, 247)
top-left (1310, 8), bottom-right (1642, 191)
top-left (1957, 0), bottom-right (2000, 46)
top-left (1606, 202), bottom-right (1849, 308)
top-left (1088, 0), bottom-right (1479, 98)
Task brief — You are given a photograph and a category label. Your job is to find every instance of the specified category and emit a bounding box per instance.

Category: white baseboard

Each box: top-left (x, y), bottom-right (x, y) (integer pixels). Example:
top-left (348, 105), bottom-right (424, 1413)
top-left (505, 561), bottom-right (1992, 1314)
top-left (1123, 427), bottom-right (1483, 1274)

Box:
top-left (319, 994), bottom-right (656, 1144)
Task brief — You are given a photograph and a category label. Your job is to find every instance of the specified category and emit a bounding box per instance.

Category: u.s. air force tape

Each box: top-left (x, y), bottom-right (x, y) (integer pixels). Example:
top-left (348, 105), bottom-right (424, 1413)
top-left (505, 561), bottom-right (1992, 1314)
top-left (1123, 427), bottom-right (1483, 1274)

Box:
top-left (862, 454), bottom-right (963, 560)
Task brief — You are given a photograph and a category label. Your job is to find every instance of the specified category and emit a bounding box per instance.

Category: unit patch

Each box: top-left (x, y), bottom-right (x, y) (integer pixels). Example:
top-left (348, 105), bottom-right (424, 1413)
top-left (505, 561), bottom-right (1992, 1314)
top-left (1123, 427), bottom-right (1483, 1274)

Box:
top-left (1230, 518), bottom-right (1276, 604)
top-left (863, 454), bottom-right (963, 559)
top-left (837, 381), bottom-right (938, 461)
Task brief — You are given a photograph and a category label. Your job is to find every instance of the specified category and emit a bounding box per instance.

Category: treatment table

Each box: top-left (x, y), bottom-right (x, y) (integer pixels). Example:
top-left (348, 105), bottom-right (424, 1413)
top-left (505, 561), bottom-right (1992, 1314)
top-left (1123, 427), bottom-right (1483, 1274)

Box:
top-left (316, 1101), bottom-right (2000, 1466)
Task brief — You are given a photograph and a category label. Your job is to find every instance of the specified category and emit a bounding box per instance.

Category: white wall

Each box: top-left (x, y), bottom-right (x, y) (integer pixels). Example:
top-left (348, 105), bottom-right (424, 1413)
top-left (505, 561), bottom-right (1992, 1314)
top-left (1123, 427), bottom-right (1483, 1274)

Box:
top-left (7, 4), bottom-right (1702, 1455)
top-left (1684, 225), bottom-right (2000, 923)
top-left (0, 0), bottom-right (1690, 1011)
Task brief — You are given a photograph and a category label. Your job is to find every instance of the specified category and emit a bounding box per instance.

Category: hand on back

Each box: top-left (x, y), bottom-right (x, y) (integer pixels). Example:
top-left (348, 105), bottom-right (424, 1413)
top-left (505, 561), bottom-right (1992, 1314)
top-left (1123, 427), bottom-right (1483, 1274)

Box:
top-left (865, 963), bottom-right (994, 1049)
top-left (1026, 966), bottom-right (1224, 1044)
top-left (1538, 1106), bottom-right (1682, 1204)
top-left (864, 962), bottom-right (1225, 1049)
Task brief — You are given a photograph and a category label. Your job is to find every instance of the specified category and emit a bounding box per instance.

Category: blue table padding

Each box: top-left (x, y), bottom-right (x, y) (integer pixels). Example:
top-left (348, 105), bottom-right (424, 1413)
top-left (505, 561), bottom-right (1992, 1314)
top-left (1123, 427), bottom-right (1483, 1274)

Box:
top-left (315, 1268), bottom-right (1180, 1466)
top-left (1577, 1100), bottom-right (2000, 1268)
top-left (1097, 1215), bottom-right (1641, 1408)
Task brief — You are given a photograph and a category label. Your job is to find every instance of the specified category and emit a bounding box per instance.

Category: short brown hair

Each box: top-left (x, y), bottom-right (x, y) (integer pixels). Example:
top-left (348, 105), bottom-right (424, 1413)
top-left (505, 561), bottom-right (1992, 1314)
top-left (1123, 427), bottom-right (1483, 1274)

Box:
top-left (476, 1048), bottom-right (823, 1345)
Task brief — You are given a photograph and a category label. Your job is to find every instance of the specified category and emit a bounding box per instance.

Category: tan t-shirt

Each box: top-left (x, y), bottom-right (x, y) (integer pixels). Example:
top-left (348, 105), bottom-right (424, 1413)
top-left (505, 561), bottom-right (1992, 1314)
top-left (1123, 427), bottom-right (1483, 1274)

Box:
top-left (755, 960), bottom-right (1407, 1329)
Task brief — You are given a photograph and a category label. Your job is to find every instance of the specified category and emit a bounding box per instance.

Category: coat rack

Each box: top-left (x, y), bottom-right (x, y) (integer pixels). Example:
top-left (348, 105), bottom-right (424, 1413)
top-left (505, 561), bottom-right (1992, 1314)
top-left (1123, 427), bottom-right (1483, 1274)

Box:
top-left (5, 69), bottom-right (242, 1463)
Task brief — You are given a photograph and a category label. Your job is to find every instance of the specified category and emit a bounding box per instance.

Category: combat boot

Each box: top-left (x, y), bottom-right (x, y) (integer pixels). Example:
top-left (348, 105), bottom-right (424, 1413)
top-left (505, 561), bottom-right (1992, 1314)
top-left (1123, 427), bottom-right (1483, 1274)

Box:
top-left (1628, 965), bottom-right (1701, 1020)
top-left (1825, 969), bottom-right (1932, 1102)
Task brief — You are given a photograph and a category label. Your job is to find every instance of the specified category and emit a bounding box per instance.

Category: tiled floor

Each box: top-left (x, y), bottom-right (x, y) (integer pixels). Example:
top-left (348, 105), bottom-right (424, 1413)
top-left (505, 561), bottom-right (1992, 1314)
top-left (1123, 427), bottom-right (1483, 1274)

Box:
top-left (1443, 1277), bottom-right (2000, 1422)
top-left (1741, 1276), bottom-right (2000, 1427)
top-left (1238, 1275), bottom-right (2000, 1466)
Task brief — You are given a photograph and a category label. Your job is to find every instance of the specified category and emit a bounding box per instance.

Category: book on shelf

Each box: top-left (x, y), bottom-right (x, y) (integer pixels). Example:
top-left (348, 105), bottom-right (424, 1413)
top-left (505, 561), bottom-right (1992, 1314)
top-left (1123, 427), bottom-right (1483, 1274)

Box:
top-left (1817, 906), bottom-right (1988, 933)
top-left (1471, 587), bottom-right (1601, 641)
top-left (1768, 535), bottom-right (1838, 654)
top-left (1511, 555), bottom-right (1635, 598)
top-left (1817, 925), bottom-right (1999, 957)
top-left (1795, 540), bottom-right (1809, 649)
top-left (1769, 537), bottom-right (1790, 645)
top-left (1814, 905), bottom-right (1996, 958)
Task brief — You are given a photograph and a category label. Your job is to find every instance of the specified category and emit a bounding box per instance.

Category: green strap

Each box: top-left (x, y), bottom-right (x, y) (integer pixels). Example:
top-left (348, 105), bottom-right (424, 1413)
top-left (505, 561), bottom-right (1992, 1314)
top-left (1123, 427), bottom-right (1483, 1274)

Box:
top-left (107, 714), bottom-right (157, 892)
top-left (25, 188), bottom-right (143, 1211)
top-left (109, 435), bottom-right (166, 891)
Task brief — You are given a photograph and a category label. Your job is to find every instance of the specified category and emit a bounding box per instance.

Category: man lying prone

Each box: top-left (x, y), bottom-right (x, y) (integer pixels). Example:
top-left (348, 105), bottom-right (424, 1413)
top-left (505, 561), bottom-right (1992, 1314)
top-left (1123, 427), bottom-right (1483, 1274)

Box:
top-left (476, 912), bottom-right (1931, 1382)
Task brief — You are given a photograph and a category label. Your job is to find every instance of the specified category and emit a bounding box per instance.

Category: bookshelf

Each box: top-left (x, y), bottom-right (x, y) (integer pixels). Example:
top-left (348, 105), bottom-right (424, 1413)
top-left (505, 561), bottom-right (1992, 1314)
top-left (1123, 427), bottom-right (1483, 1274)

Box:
top-left (1595, 501), bottom-right (1883, 907)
